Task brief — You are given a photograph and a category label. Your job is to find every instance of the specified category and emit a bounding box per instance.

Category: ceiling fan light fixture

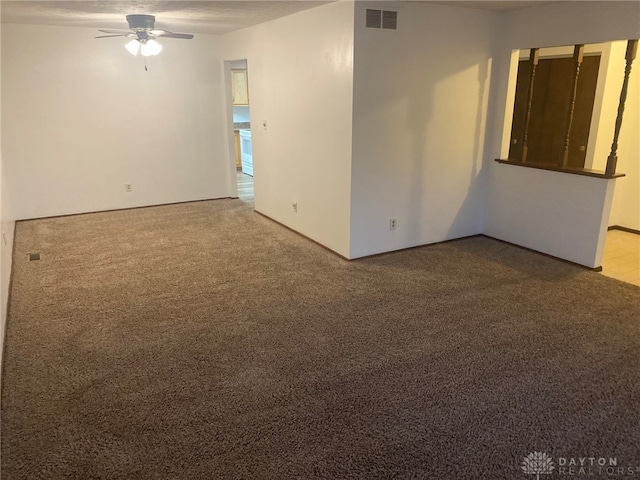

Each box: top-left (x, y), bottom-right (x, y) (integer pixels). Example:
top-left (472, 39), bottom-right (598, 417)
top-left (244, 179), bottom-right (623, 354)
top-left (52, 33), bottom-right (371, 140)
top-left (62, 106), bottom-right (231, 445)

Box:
top-left (125, 39), bottom-right (140, 56)
top-left (141, 39), bottom-right (163, 57)
top-left (96, 14), bottom-right (193, 64)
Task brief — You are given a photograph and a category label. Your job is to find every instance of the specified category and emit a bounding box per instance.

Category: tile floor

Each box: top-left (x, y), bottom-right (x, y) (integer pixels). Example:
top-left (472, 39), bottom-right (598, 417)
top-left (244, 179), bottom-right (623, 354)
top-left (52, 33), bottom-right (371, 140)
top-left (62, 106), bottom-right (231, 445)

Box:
top-left (600, 229), bottom-right (640, 287)
top-left (236, 170), bottom-right (254, 204)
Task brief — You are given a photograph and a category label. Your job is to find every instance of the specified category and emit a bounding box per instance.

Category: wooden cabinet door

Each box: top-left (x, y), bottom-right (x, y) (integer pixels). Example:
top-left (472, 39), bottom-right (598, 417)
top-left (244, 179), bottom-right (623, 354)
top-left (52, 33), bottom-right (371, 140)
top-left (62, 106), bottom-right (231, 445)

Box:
top-left (231, 69), bottom-right (249, 106)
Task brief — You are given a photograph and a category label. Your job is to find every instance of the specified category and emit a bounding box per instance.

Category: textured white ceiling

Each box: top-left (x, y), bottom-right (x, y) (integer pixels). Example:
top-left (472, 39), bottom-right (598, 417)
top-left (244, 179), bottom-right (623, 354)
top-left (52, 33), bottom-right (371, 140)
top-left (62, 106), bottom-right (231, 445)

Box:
top-left (0, 1), bottom-right (561, 35)
top-left (0, 1), bottom-right (335, 35)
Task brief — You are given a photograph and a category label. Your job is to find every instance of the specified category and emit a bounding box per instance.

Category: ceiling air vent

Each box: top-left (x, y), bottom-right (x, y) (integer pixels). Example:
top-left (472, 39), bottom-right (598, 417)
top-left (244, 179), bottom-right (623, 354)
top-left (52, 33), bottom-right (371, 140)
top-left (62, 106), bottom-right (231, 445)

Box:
top-left (366, 9), bottom-right (382, 28)
top-left (382, 10), bottom-right (398, 30)
top-left (366, 9), bottom-right (397, 29)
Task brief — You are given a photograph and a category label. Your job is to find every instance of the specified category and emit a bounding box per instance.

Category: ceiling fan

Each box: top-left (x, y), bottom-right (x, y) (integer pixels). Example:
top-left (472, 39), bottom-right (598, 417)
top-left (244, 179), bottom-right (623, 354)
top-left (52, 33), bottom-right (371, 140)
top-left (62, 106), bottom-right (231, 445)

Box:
top-left (95, 14), bottom-right (194, 56)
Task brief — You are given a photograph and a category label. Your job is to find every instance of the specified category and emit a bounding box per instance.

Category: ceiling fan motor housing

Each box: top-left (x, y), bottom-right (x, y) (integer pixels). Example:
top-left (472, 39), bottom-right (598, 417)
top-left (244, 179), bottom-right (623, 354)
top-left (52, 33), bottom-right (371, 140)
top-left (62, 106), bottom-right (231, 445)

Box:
top-left (126, 14), bottom-right (155, 31)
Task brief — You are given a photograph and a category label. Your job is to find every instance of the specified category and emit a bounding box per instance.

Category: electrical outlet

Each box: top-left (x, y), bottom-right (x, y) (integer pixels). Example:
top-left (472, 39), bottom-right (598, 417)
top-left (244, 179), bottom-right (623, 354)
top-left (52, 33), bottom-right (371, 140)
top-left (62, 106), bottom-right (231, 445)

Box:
top-left (389, 218), bottom-right (397, 230)
top-left (125, 183), bottom-right (133, 193)
top-left (292, 201), bottom-right (298, 213)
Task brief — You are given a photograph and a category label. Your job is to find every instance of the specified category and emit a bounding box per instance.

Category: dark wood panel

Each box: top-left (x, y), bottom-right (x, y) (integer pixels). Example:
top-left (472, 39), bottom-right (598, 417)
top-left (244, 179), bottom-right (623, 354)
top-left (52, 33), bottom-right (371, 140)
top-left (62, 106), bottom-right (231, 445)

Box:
top-left (509, 54), bottom-right (600, 168)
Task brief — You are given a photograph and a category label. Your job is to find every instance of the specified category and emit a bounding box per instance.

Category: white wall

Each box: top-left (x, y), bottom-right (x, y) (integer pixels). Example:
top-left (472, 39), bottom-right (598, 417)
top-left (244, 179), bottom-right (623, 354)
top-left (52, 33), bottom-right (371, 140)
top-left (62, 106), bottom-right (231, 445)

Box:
top-left (484, 1), bottom-right (640, 267)
top-left (0, 179), bottom-right (12, 376)
top-left (0, 13), bottom-right (3, 357)
top-left (486, 165), bottom-right (617, 268)
top-left (2, 24), bottom-right (230, 220)
top-left (349, 2), bottom-right (495, 258)
top-left (221, 1), bottom-right (355, 257)
top-left (0, 14), bottom-right (10, 370)
top-left (0, 15), bottom-right (14, 376)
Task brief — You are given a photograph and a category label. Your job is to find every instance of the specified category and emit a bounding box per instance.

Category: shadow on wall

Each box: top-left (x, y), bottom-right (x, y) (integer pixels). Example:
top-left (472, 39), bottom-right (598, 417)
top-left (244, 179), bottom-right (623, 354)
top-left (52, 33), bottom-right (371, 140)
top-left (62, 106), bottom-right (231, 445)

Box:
top-left (400, 53), bottom-right (492, 243)
top-left (447, 56), bottom-right (491, 239)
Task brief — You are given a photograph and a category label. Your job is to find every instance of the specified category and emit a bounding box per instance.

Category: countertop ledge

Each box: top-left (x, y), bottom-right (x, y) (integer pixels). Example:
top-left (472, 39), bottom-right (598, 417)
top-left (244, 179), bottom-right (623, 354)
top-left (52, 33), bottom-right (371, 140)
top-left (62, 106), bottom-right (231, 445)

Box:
top-left (495, 158), bottom-right (625, 179)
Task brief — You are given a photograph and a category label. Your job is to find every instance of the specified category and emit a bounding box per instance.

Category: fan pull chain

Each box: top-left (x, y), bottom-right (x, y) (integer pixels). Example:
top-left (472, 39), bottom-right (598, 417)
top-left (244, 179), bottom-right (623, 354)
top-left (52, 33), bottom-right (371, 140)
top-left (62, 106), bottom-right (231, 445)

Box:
top-left (144, 57), bottom-right (148, 71)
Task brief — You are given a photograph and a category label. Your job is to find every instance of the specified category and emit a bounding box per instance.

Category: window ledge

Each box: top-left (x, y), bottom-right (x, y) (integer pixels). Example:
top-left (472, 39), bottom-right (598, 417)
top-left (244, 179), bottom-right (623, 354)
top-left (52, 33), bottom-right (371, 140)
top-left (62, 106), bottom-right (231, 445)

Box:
top-left (495, 158), bottom-right (625, 179)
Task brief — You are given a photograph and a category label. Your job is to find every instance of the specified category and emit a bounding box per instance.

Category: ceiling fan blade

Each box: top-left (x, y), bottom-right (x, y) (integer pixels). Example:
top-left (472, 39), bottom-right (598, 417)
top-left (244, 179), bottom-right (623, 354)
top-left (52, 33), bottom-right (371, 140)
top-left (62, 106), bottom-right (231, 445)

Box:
top-left (98, 28), bottom-right (133, 35)
top-left (155, 32), bottom-right (194, 40)
top-left (95, 34), bottom-right (128, 38)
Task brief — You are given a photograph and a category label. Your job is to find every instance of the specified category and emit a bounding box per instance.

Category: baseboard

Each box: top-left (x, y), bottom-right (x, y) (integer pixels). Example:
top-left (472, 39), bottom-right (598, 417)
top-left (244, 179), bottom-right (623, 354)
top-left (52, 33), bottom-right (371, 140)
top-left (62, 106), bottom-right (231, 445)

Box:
top-left (253, 210), bottom-right (351, 260)
top-left (608, 225), bottom-right (640, 235)
top-left (246, 216), bottom-right (603, 272)
top-left (350, 234), bottom-right (601, 271)
top-left (350, 234), bottom-right (484, 261)
top-left (247, 217), bottom-right (488, 263)
top-left (15, 197), bottom-right (234, 223)
top-left (480, 234), bottom-right (603, 271)
top-left (254, 212), bottom-right (489, 262)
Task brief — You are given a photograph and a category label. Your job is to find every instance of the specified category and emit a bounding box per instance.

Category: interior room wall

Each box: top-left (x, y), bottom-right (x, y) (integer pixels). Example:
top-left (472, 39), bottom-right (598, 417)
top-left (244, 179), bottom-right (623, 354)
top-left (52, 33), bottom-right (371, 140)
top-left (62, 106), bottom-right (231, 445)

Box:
top-left (221, 1), bottom-right (355, 257)
top-left (0, 172), bottom-right (12, 376)
top-left (487, 166), bottom-right (617, 268)
top-left (484, 1), bottom-right (640, 267)
top-left (349, 1), bottom-right (495, 258)
top-left (2, 23), bottom-right (230, 220)
top-left (0, 15), bottom-right (11, 368)
top-left (0, 15), bottom-right (3, 353)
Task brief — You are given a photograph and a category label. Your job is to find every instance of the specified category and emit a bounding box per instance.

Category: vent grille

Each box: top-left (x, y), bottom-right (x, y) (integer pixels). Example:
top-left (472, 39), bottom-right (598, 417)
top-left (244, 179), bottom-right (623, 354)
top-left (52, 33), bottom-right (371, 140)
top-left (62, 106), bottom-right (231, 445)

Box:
top-left (28, 253), bottom-right (41, 261)
top-left (382, 10), bottom-right (398, 30)
top-left (366, 9), bottom-right (382, 28)
top-left (366, 9), bottom-right (398, 29)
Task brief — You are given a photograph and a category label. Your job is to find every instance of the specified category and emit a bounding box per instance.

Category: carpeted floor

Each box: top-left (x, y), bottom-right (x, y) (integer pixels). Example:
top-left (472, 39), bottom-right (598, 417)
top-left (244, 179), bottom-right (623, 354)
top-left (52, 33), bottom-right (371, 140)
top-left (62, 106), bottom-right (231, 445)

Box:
top-left (2, 199), bottom-right (639, 479)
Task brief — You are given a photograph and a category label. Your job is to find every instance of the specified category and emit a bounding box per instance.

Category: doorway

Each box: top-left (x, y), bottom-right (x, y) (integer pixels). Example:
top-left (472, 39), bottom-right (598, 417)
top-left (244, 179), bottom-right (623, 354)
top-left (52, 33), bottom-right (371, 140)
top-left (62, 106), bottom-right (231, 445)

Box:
top-left (228, 59), bottom-right (254, 205)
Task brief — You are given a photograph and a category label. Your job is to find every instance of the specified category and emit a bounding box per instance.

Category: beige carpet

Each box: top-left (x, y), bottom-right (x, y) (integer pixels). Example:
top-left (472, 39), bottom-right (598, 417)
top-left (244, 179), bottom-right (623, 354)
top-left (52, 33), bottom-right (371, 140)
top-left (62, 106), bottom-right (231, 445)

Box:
top-left (2, 199), bottom-right (639, 479)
